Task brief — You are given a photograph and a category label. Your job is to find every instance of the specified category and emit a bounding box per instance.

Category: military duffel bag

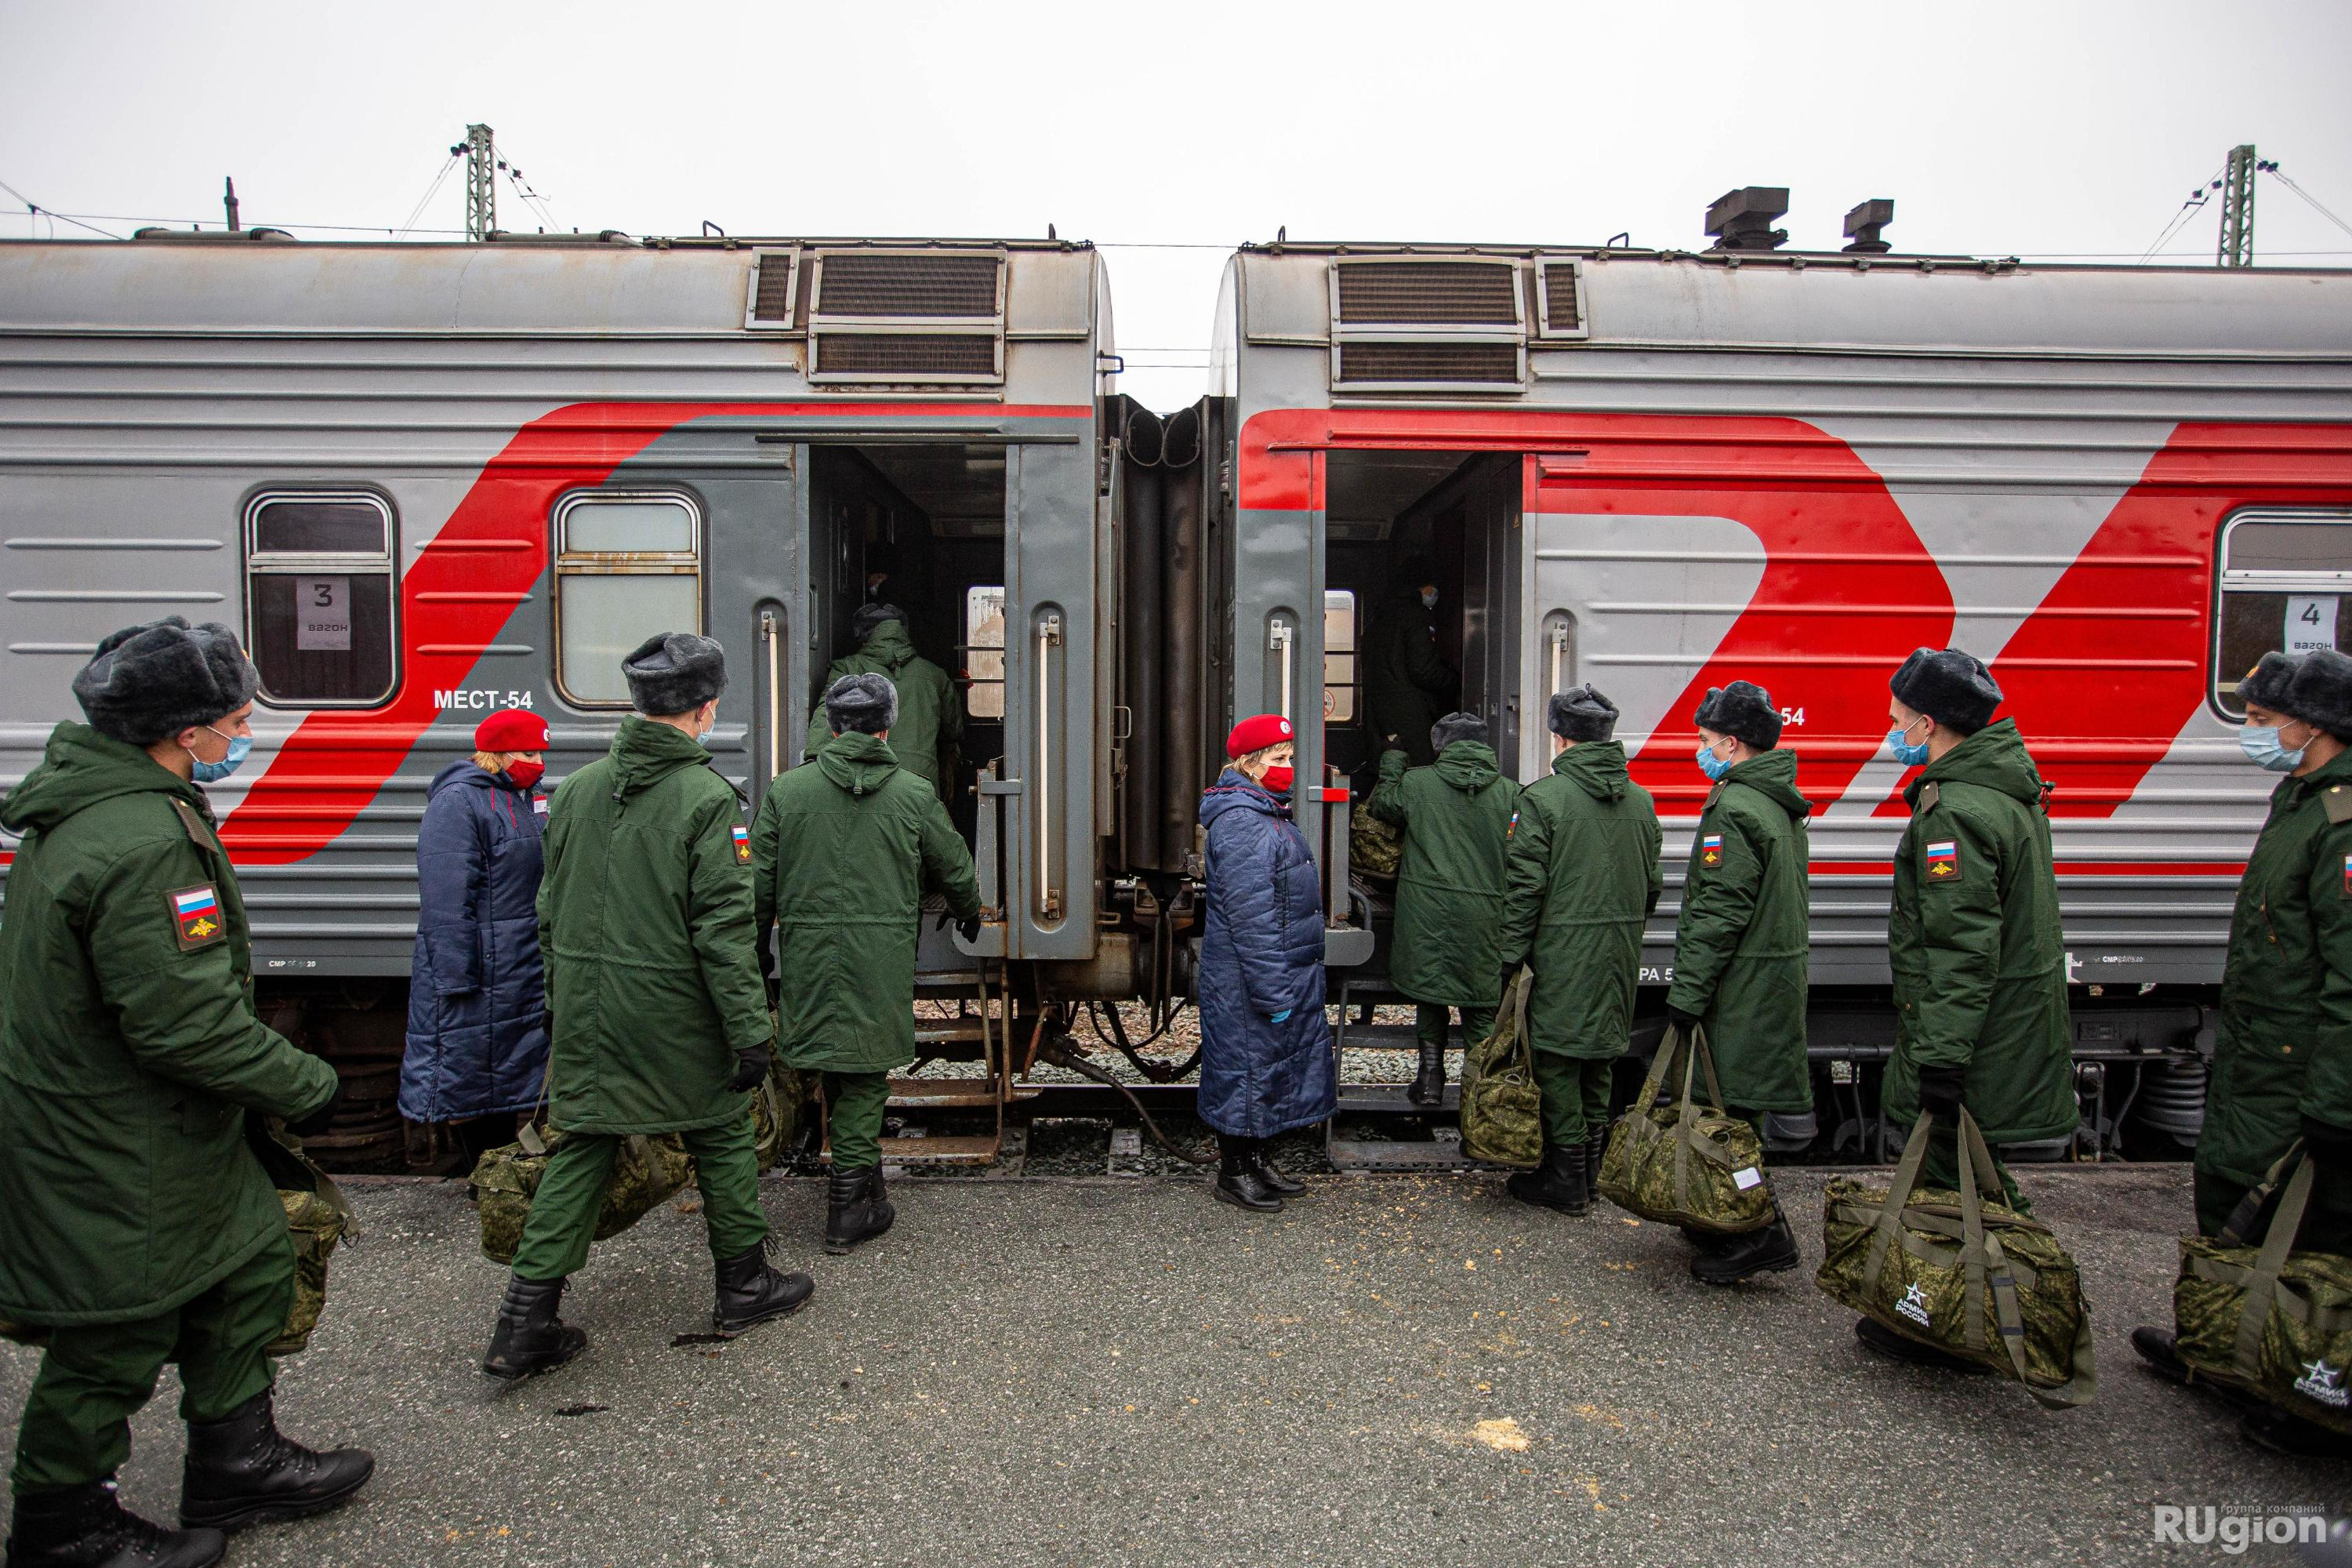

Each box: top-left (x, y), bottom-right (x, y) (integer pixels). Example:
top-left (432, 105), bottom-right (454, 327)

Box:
top-left (1459, 966), bottom-right (1543, 1170)
top-left (1595, 1022), bottom-right (1775, 1234)
top-left (2175, 1148), bottom-right (2352, 1432)
top-left (0, 1117), bottom-right (354, 1357)
top-left (1350, 805), bottom-right (1401, 885)
top-left (470, 1125), bottom-right (695, 1267)
top-left (751, 1060), bottom-right (810, 1175)
top-left (1817, 1108), bottom-right (2096, 1409)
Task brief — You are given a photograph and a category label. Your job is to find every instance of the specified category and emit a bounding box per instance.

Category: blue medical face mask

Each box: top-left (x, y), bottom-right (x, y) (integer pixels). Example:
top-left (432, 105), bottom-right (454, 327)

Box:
top-left (1420, 587), bottom-right (1439, 612)
top-left (1886, 717), bottom-right (1931, 768)
top-left (2241, 724), bottom-right (2307, 774)
top-left (1695, 739), bottom-right (1734, 782)
top-left (191, 724), bottom-right (252, 783)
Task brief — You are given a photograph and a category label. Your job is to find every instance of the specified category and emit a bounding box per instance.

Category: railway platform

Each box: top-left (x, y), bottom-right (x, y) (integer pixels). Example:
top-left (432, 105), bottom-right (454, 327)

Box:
top-left (0, 1164), bottom-right (2338, 1566)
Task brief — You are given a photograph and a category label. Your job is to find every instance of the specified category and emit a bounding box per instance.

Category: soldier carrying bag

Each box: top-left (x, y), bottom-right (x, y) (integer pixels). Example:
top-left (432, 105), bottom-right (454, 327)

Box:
top-left (1459, 966), bottom-right (1543, 1170)
top-left (470, 1051), bottom-right (696, 1266)
top-left (2174, 1147), bottom-right (2352, 1432)
top-left (1595, 1021), bottom-right (1775, 1234)
top-left (1817, 1107), bottom-right (2096, 1408)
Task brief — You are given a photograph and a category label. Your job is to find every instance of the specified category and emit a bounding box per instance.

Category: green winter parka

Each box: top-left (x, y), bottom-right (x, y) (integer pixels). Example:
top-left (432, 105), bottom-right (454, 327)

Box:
top-left (1882, 719), bottom-right (2075, 1145)
top-left (534, 717), bottom-right (772, 1134)
top-left (1496, 741), bottom-right (1664, 1061)
top-left (804, 620), bottom-right (963, 798)
top-left (2199, 746), bottom-right (2352, 1199)
top-left (1665, 747), bottom-right (1814, 1112)
top-left (753, 731), bottom-right (982, 1074)
top-left (0, 724), bottom-right (337, 1325)
top-left (1361, 584), bottom-right (1458, 769)
top-left (1364, 742), bottom-right (1516, 1009)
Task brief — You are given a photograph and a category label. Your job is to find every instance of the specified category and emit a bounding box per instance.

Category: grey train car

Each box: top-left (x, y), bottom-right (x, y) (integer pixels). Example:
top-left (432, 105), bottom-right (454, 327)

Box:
top-left (0, 232), bottom-right (1152, 1165)
top-left (1192, 241), bottom-right (2352, 1162)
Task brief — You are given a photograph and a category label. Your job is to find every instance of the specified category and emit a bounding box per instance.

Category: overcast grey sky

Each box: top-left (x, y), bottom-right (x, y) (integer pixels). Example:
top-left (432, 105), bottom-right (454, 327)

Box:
top-left (4, 0), bottom-right (2349, 410)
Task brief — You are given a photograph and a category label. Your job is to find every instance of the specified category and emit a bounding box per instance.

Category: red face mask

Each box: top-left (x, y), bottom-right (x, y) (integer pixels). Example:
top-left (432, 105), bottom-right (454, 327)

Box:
top-left (503, 760), bottom-right (546, 791)
top-left (1259, 765), bottom-right (1294, 794)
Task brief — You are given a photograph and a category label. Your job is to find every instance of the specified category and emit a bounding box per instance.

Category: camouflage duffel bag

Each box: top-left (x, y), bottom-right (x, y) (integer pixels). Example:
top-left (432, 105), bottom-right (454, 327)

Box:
top-left (1817, 1109), bottom-right (2095, 1409)
top-left (751, 1063), bottom-right (811, 1174)
top-left (0, 1119), bottom-right (354, 1357)
top-left (1595, 1022), bottom-right (1775, 1234)
top-left (1460, 967), bottom-right (1542, 1170)
top-left (1350, 806), bottom-right (1401, 884)
top-left (2175, 1149), bottom-right (2352, 1432)
top-left (471, 1125), bottom-right (695, 1267)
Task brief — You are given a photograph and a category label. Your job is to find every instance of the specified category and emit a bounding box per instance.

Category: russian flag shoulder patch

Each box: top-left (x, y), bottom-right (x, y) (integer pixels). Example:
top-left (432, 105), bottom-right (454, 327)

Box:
top-left (730, 822), bottom-right (752, 863)
top-left (169, 883), bottom-right (226, 951)
top-left (1700, 833), bottom-right (1724, 867)
top-left (1924, 838), bottom-right (1961, 881)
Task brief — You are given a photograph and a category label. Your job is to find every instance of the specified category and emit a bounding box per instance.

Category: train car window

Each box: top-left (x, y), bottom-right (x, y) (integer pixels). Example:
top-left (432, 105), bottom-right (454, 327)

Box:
top-left (243, 492), bottom-right (397, 707)
top-left (966, 586), bottom-right (1006, 720)
top-left (1323, 590), bottom-right (1356, 722)
top-left (2213, 509), bottom-right (2352, 717)
top-left (553, 492), bottom-right (702, 708)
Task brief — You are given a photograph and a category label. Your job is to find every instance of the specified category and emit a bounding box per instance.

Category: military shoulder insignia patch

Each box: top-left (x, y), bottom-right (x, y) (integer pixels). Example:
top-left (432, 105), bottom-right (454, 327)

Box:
top-left (1925, 839), bottom-right (1961, 881)
top-left (1700, 833), bottom-right (1724, 867)
top-left (2343, 851), bottom-right (2350, 898)
top-left (1506, 811), bottom-right (1517, 841)
top-left (169, 884), bottom-right (227, 950)
top-left (731, 823), bottom-right (752, 863)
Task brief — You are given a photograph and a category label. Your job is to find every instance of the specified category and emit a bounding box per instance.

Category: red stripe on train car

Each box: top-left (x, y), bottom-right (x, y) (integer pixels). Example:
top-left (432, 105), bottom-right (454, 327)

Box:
top-left (220, 401), bottom-right (1088, 865)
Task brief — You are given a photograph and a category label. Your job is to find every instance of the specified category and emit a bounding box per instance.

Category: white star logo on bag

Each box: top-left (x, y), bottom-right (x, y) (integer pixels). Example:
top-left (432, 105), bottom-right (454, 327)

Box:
top-left (2296, 1359), bottom-right (2350, 1408)
top-left (1896, 1283), bottom-right (1932, 1328)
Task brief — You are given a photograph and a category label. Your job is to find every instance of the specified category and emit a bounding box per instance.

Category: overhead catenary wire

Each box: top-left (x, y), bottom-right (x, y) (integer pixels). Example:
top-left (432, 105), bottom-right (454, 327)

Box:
top-left (2137, 166), bottom-right (2223, 264)
top-left (0, 176), bottom-right (122, 240)
top-left (395, 154), bottom-right (463, 238)
top-left (2269, 166), bottom-right (2352, 245)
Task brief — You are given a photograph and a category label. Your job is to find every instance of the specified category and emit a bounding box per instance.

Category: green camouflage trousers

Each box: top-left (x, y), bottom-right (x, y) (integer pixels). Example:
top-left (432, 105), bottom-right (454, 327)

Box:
top-left (12, 1238), bottom-right (290, 1494)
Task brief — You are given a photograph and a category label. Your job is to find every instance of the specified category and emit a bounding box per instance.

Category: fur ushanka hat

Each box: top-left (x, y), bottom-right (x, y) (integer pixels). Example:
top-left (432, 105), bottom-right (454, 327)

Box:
top-left (1548, 685), bottom-right (1619, 743)
top-left (2283, 647), bottom-right (2352, 742)
top-left (1889, 647), bottom-right (2002, 735)
top-left (1694, 680), bottom-right (1783, 752)
top-left (622, 632), bottom-right (728, 717)
top-left (824, 672), bottom-right (898, 735)
top-left (72, 617), bottom-right (257, 746)
top-left (1430, 712), bottom-right (1489, 753)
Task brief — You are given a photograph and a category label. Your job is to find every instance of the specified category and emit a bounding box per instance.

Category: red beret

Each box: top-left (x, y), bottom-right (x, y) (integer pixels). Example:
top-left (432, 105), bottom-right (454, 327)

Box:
top-left (475, 708), bottom-right (549, 753)
top-left (1225, 712), bottom-right (1294, 758)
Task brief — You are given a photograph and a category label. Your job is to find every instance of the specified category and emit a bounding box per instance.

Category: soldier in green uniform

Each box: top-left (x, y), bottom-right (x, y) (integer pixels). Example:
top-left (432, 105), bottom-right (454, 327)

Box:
top-left (804, 604), bottom-right (964, 801)
top-left (482, 633), bottom-right (812, 1381)
top-left (1495, 686), bottom-right (1663, 1215)
top-left (1665, 681), bottom-right (1812, 1284)
top-left (1362, 560), bottom-right (1459, 770)
top-left (1860, 647), bottom-right (2074, 1371)
top-left (1, 618), bottom-right (373, 1568)
top-left (757, 673), bottom-right (982, 1254)
top-left (1363, 713), bottom-right (1517, 1107)
top-left (2134, 648), bottom-right (2352, 1457)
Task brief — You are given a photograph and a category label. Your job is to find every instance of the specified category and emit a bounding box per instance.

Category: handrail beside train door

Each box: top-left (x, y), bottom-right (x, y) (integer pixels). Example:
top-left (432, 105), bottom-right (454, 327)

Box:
top-left (1269, 615), bottom-right (1295, 720)
top-left (760, 608), bottom-right (783, 782)
top-left (1036, 609), bottom-right (1064, 922)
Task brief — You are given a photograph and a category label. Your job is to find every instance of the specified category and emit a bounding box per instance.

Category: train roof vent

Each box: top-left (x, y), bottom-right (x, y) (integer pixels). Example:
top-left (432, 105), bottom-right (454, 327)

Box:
top-left (1329, 256), bottom-right (1526, 392)
top-left (814, 252), bottom-right (1004, 318)
top-left (1534, 258), bottom-right (1589, 341)
top-left (808, 249), bottom-right (1004, 383)
top-left (743, 249), bottom-right (800, 329)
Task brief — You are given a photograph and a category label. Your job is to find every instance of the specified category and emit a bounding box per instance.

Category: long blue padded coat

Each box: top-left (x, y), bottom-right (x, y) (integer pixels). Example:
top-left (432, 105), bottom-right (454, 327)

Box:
top-left (1195, 771), bottom-right (1338, 1138)
top-left (399, 759), bottom-right (551, 1123)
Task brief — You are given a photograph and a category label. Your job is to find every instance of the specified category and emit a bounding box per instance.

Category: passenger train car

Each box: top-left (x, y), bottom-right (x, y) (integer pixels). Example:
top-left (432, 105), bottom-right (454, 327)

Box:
top-left (3, 227), bottom-right (2348, 1165)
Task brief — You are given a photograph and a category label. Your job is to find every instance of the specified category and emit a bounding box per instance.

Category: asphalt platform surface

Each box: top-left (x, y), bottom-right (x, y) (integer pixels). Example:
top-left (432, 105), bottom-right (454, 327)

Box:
top-left (2, 1163), bottom-right (2342, 1567)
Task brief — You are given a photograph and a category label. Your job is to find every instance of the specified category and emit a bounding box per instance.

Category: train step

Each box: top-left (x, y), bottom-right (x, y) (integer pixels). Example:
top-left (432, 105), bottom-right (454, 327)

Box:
top-left (1332, 1023), bottom-right (1424, 1051)
top-left (878, 1132), bottom-right (1004, 1166)
top-left (1327, 1131), bottom-right (1474, 1173)
top-left (886, 1075), bottom-right (1041, 1109)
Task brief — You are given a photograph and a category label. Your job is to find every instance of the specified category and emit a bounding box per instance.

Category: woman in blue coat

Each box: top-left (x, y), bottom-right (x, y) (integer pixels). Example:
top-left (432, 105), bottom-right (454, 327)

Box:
top-left (401, 707), bottom-right (553, 1167)
top-left (1196, 713), bottom-right (1338, 1212)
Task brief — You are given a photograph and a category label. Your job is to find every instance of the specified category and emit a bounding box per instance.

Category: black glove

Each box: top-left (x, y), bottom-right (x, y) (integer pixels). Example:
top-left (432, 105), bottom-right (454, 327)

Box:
top-left (286, 1083), bottom-right (341, 1139)
top-left (727, 1044), bottom-right (773, 1094)
top-left (2303, 1116), bottom-right (2352, 1171)
top-left (1665, 1004), bottom-right (1702, 1036)
top-left (1915, 1064), bottom-right (1965, 1126)
top-left (956, 913), bottom-right (982, 943)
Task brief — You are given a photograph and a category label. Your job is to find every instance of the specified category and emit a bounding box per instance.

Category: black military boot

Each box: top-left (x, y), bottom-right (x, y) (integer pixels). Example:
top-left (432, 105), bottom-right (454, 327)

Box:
top-left (481, 1273), bottom-right (586, 1381)
top-left (177, 1392), bottom-right (373, 1532)
top-left (1585, 1128), bottom-right (1610, 1189)
top-left (713, 1242), bottom-right (815, 1334)
top-left (1505, 1141), bottom-right (1591, 1215)
top-left (1214, 1136), bottom-right (1284, 1213)
top-left (1244, 1141), bottom-right (1305, 1197)
top-left (825, 1167), bottom-right (895, 1254)
top-left (1688, 1214), bottom-right (1800, 1285)
top-left (5, 1481), bottom-right (223, 1568)
top-left (1406, 1042), bottom-right (1446, 1108)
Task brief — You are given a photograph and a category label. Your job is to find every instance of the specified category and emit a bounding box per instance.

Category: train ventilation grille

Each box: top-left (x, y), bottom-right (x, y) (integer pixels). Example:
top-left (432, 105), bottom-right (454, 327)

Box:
top-left (747, 252), bottom-right (797, 325)
top-left (1334, 342), bottom-right (1523, 386)
top-left (1541, 263), bottom-right (1582, 333)
top-left (815, 253), bottom-right (1003, 318)
top-left (814, 333), bottom-right (1000, 379)
top-left (1334, 260), bottom-right (1519, 325)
